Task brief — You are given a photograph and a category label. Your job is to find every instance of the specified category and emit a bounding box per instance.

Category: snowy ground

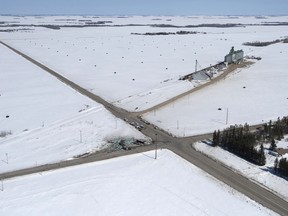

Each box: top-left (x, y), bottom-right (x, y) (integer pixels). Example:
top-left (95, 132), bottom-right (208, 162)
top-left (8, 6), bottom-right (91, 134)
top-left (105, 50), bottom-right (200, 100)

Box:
top-left (194, 140), bottom-right (288, 201)
top-left (0, 16), bottom-right (287, 214)
top-left (144, 42), bottom-right (288, 136)
top-left (0, 37), bottom-right (148, 173)
top-left (0, 107), bottom-right (148, 173)
top-left (1, 16), bottom-right (288, 111)
top-left (0, 150), bottom-right (277, 216)
top-left (0, 43), bottom-right (98, 135)
top-left (277, 135), bottom-right (288, 150)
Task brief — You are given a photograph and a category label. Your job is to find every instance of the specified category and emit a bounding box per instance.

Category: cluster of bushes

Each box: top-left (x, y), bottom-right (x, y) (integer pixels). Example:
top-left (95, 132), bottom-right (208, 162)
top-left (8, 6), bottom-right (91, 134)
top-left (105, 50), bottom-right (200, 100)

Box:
top-left (274, 157), bottom-right (288, 177)
top-left (266, 117), bottom-right (288, 177)
top-left (131, 31), bottom-right (204, 36)
top-left (85, 21), bottom-right (113, 25)
top-left (212, 124), bottom-right (266, 165)
top-left (258, 117), bottom-right (288, 177)
top-left (0, 130), bottom-right (12, 138)
top-left (212, 116), bottom-right (288, 176)
top-left (243, 39), bottom-right (281, 47)
top-left (243, 38), bottom-right (288, 47)
top-left (0, 28), bottom-right (33, 32)
top-left (151, 23), bottom-right (241, 28)
top-left (261, 117), bottom-right (288, 141)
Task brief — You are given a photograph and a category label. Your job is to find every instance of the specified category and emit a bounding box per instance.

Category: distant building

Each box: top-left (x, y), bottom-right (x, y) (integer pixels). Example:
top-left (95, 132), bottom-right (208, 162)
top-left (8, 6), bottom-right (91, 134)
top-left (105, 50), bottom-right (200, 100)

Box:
top-left (277, 148), bottom-right (288, 156)
top-left (224, 47), bottom-right (244, 64)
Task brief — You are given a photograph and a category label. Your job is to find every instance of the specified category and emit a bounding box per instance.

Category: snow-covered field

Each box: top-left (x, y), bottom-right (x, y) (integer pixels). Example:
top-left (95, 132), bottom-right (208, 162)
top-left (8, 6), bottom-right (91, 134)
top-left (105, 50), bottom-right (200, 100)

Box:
top-left (194, 140), bottom-right (288, 201)
top-left (1, 15), bottom-right (287, 214)
top-left (144, 42), bottom-right (288, 136)
top-left (0, 107), bottom-right (148, 173)
top-left (1, 15), bottom-right (287, 28)
top-left (0, 150), bottom-right (277, 216)
top-left (0, 43), bottom-right (98, 135)
top-left (0, 37), bottom-right (148, 173)
top-left (1, 15), bottom-right (288, 111)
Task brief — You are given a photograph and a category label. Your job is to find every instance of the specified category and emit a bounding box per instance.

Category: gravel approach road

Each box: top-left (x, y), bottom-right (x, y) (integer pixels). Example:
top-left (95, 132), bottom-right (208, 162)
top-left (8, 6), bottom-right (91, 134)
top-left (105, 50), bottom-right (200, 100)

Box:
top-left (1, 41), bottom-right (287, 216)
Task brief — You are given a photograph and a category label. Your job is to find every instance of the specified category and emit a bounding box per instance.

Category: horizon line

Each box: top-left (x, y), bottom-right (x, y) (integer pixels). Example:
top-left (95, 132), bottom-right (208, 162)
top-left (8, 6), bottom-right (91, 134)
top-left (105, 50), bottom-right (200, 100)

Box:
top-left (1, 13), bottom-right (288, 17)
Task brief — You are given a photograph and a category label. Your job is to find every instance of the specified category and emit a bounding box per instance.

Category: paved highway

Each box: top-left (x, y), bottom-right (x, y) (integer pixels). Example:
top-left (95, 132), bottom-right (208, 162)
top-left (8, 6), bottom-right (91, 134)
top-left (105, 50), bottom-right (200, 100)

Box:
top-left (1, 41), bottom-right (287, 215)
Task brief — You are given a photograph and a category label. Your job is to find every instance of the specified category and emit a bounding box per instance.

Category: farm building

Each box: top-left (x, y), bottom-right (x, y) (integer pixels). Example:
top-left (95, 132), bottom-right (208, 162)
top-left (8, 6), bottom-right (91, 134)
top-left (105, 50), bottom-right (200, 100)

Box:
top-left (224, 47), bottom-right (244, 64)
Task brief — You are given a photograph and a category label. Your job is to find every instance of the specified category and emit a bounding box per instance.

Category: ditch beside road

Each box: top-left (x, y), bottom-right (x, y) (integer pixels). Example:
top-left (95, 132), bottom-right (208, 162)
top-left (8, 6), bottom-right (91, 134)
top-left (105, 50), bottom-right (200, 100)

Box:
top-left (0, 41), bottom-right (287, 216)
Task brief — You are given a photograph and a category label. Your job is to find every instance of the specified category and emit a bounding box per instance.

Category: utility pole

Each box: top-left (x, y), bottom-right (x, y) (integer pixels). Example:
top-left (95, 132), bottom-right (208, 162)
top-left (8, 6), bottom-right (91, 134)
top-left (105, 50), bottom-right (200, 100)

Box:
top-left (195, 59), bottom-right (198, 72)
top-left (155, 133), bottom-right (158, 160)
top-left (2, 153), bottom-right (8, 164)
top-left (177, 120), bottom-right (179, 130)
top-left (226, 108), bottom-right (229, 125)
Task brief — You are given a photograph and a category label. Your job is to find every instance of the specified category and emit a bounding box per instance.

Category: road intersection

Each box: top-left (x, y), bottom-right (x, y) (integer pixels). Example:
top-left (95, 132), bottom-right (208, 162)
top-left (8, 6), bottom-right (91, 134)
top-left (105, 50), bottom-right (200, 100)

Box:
top-left (1, 41), bottom-right (287, 215)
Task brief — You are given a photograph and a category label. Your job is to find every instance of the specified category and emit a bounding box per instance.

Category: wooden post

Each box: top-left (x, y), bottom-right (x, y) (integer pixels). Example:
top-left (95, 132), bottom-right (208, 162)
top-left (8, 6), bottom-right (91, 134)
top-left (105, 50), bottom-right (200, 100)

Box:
top-left (226, 108), bottom-right (229, 125)
top-left (155, 134), bottom-right (158, 160)
top-left (2, 153), bottom-right (8, 164)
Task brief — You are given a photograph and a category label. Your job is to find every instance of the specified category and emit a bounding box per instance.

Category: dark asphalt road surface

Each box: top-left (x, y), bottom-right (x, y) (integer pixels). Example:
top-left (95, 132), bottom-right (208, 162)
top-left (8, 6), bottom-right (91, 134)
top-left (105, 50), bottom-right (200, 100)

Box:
top-left (1, 41), bottom-right (287, 215)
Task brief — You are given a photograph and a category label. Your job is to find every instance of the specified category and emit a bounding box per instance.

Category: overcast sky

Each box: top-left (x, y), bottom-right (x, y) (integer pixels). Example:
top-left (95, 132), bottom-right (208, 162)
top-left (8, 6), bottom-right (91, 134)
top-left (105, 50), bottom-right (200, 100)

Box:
top-left (0, 0), bottom-right (287, 16)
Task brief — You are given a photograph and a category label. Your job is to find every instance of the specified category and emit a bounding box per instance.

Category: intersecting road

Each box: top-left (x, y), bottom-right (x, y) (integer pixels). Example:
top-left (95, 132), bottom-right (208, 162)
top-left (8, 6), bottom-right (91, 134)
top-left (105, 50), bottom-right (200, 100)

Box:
top-left (1, 41), bottom-right (287, 215)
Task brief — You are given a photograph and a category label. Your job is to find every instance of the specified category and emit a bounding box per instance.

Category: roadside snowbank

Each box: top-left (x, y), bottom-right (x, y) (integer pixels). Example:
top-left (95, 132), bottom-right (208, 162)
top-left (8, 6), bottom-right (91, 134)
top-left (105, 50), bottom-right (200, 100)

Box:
top-left (0, 150), bottom-right (276, 216)
top-left (194, 141), bottom-right (288, 200)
